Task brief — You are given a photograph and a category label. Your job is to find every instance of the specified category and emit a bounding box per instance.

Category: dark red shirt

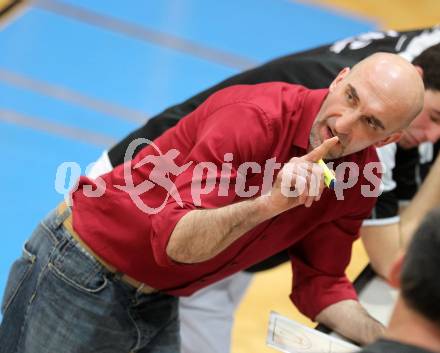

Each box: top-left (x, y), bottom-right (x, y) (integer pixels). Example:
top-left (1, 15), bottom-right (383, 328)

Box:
top-left (71, 83), bottom-right (379, 320)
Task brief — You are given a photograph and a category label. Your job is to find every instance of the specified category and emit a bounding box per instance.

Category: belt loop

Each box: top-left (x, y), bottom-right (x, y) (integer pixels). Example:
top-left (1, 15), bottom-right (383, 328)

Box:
top-left (136, 283), bottom-right (145, 295)
top-left (112, 271), bottom-right (124, 281)
top-left (65, 194), bottom-right (73, 208)
top-left (56, 202), bottom-right (71, 228)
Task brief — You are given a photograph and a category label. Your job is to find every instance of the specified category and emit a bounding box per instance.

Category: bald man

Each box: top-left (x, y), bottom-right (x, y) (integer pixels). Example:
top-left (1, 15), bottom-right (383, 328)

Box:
top-left (89, 28), bottom-right (440, 353)
top-left (0, 53), bottom-right (424, 353)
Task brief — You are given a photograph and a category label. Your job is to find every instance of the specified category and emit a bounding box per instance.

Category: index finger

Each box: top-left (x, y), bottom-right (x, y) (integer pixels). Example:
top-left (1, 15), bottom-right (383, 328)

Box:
top-left (303, 136), bottom-right (339, 162)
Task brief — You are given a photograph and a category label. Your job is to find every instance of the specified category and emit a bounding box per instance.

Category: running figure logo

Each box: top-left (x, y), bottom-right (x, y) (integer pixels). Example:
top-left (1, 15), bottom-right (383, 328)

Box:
top-left (115, 138), bottom-right (192, 214)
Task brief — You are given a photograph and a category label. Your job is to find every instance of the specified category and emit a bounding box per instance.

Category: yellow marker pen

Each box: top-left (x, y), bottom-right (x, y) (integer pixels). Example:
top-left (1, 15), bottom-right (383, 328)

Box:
top-left (317, 159), bottom-right (336, 190)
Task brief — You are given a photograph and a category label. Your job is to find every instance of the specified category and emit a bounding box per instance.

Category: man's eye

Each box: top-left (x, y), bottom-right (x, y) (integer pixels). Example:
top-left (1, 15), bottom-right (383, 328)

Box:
top-left (366, 117), bottom-right (377, 129)
top-left (430, 115), bottom-right (440, 125)
top-left (346, 91), bottom-right (353, 101)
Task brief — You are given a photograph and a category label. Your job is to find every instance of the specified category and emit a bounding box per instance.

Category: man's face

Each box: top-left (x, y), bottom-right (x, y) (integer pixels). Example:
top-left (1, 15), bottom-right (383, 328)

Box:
top-left (399, 89), bottom-right (440, 149)
top-left (309, 68), bottom-right (405, 159)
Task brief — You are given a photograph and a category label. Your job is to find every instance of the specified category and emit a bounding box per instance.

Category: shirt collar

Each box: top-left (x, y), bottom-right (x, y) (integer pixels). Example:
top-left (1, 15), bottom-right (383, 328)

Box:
top-left (292, 88), bottom-right (329, 151)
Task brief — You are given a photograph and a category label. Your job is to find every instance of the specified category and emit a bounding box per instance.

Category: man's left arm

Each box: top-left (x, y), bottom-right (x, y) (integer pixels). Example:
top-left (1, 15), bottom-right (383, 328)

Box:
top-left (315, 299), bottom-right (384, 345)
top-left (399, 152), bottom-right (440, 244)
top-left (289, 214), bottom-right (384, 345)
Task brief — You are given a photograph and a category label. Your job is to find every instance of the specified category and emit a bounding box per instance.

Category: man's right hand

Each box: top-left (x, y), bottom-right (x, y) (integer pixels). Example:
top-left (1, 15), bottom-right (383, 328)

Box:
top-left (263, 136), bottom-right (339, 213)
top-left (168, 137), bottom-right (340, 263)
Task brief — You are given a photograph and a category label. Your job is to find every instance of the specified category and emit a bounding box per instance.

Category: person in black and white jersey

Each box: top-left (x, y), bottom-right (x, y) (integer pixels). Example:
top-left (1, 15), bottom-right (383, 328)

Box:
top-left (87, 25), bottom-right (440, 353)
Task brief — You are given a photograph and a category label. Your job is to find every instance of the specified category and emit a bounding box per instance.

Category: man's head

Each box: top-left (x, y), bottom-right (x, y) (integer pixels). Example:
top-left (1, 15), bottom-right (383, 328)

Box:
top-left (389, 208), bottom-right (440, 327)
top-left (310, 52), bottom-right (424, 159)
top-left (399, 44), bottom-right (440, 149)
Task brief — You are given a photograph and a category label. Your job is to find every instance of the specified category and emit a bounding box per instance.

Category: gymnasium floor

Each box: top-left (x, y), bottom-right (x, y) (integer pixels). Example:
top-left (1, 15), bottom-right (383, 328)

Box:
top-left (0, 1), bottom-right (438, 352)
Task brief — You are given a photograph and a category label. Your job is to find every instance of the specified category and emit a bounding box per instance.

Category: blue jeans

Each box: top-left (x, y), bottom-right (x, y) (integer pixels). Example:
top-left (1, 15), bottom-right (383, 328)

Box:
top-left (0, 207), bottom-right (180, 353)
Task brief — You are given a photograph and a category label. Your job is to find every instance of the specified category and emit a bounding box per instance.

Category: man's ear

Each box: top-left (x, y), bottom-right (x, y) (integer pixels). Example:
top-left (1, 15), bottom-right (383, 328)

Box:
top-left (388, 252), bottom-right (405, 288)
top-left (329, 67), bottom-right (350, 92)
top-left (374, 131), bottom-right (403, 148)
top-left (414, 65), bottom-right (424, 79)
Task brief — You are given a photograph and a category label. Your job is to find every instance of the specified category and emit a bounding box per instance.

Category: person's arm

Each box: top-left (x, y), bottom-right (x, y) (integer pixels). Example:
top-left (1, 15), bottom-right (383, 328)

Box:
top-left (287, 154), bottom-right (382, 345)
top-left (362, 153), bottom-right (440, 278)
top-left (167, 138), bottom-right (338, 263)
top-left (360, 223), bottom-right (400, 278)
top-left (289, 216), bottom-right (385, 345)
top-left (167, 196), bottom-right (276, 263)
top-left (399, 152), bottom-right (440, 244)
top-left (315, 300), bottom-right (385, 345)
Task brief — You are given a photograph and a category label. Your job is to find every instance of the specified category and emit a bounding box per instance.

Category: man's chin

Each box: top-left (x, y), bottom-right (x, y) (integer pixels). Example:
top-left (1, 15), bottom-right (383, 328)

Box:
top-left (324, 149), bottom-right (344, 160)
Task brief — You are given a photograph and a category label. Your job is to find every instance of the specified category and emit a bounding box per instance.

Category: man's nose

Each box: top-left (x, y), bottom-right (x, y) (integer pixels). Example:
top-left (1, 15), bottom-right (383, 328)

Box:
top-left (334, 112), bottom-right (358, 137)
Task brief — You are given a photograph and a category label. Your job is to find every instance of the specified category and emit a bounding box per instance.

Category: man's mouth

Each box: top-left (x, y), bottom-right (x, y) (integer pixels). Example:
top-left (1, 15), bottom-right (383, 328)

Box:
top-left (318, 125), bottom-right (337, 144)
top-left (326, 125), bottom-right (344, 152)
top-left (326, 126), bottom-right (336, 140)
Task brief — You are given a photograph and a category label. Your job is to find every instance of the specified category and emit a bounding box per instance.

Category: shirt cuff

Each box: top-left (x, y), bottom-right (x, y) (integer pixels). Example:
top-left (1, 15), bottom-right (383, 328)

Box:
top-left (150, 200), bottom-right (197, 268)
top-left (290, 274), bottom-right (358, 320)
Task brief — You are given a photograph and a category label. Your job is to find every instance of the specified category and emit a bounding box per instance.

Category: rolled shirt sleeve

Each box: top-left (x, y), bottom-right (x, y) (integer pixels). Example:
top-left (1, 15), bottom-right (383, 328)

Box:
top-left (289, 211), bottom-right (370, 320)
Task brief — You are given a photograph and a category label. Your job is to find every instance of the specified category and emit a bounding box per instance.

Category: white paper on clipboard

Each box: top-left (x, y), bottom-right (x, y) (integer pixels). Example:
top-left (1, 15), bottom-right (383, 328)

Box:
top-left (266, 312), bottom-right (359, 353)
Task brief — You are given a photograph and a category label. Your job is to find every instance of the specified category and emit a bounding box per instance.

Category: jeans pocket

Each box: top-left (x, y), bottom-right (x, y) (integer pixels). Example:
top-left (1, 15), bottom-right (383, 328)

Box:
top-left (1, 242), bottom-right (36, 315)
top-left (48, 240), bottom-right (109, 295)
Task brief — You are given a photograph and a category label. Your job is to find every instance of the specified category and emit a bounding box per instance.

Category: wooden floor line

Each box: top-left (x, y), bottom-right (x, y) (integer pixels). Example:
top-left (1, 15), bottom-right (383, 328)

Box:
top-left (0, 68), bottom-right (148, 124)
top-left (0, 108), bottom-right (117, 147)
